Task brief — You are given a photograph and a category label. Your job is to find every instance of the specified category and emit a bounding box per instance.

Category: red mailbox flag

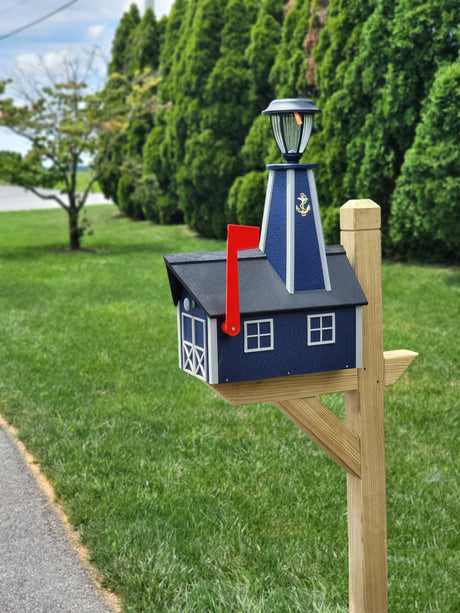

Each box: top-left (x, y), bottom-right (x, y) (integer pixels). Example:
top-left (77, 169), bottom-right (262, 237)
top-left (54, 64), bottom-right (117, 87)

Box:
top-left (222, 224), bottom-right (260, 336)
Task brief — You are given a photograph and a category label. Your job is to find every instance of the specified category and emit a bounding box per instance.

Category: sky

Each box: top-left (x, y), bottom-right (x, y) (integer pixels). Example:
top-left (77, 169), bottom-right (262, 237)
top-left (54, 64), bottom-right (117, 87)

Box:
top-left (0, 0), bottom-right (174, 154)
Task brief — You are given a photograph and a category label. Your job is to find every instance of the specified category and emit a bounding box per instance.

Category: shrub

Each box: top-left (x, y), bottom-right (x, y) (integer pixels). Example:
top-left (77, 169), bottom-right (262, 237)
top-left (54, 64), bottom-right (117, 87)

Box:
top-left (389, 59), bottom-right (460, 262)
top-left (227, 171), bottom-right (266, 227)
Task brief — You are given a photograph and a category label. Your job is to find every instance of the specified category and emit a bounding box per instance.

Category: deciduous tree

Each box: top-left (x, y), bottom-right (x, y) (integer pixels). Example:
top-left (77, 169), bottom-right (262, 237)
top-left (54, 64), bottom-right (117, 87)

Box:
top-left (0, 56), bottom-right (162, 250)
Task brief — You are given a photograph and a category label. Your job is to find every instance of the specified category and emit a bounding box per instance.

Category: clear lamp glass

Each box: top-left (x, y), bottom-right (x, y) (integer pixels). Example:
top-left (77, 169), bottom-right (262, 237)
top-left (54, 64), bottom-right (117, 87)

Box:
top-left (263, 99), bottom-right (319, 163)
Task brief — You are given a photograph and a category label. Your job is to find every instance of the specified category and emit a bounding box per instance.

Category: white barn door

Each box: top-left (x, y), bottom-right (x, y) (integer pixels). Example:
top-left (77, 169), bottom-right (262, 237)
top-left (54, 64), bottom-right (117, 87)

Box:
top-left (181, 313), bottom-right (207, 381)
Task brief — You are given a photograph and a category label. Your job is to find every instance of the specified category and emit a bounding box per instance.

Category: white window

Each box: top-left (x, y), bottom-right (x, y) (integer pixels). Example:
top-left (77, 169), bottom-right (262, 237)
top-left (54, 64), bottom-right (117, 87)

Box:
top-left (307, 313), bottom-right (335, 346)
top-left (182, 313), bottom-right (207, 381)
top-left (244, 319), bottom-right (274, 353)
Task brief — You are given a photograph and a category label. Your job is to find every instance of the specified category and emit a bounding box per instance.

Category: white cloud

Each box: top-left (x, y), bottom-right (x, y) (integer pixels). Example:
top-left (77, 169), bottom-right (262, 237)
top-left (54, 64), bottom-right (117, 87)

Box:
top-left (122, 1), bottom-right (171, 17)
top-left (0, 0), bottom-right (174, 153)
top-left (0, 127), bottom-right (30, 155)
top-left (14, 53), bottom-right (40, 73)
top-left (15, 50), bottom-right (71, 74)
top-left (88, 24), bottom-right (106, 39)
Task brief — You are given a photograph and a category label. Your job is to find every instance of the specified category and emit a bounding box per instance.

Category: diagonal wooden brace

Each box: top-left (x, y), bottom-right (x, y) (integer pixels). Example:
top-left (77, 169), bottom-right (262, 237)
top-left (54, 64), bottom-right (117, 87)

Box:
top-left (274, 350), bottom-right (417, 479)
top-left (276, 397), bottom-right (361, 478)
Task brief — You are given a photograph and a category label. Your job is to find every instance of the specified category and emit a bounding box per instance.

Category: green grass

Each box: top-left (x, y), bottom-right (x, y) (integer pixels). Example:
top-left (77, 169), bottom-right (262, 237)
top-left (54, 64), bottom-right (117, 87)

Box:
top-left (0, 205), bottom-right (458, 612)
top-left (58, 168), bottom-right (102, 193)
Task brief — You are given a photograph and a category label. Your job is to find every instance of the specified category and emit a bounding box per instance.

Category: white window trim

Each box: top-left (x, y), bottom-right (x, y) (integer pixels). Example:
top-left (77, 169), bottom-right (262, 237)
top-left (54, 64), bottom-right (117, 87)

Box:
top-left (307, 312), bottom-right (336, 346)
top-left (244, 318), bottom-right (274, 353)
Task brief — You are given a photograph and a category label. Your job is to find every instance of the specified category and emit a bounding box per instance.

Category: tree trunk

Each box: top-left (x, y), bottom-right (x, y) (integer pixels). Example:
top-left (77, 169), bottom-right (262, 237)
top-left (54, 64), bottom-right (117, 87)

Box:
top-left (68, 207), bottom-right (81, 251)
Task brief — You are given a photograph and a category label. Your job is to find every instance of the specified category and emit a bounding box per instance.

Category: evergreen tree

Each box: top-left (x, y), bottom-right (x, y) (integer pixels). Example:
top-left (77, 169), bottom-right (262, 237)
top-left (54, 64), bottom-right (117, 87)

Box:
top-left (389, 58), bottom-right (460, 262)
top-left (227, 171), bottom-right (267, 226)
top-left (108, 4), bottom-right (141, 74)
top-left (143, 119), bottom-right (181, 224)
top-left (341, 0), bottom-right (396, 201)
top-left (142, 0), bottom-right (195, 224)
top-left (177, 0), bottom-right (258, 237)
top-left (97, 5), bottom-right (162, 215)
top-left (98, 4), bottom-right (141, 203)
top-left (269, 0), bottom-right (313, 98)
top-left (351, 0), bottom-right (460, 233)
top-left (94, 0), bottom-right (460, 263)
top-left (145, 0), bottom-right (225, 227)
top-left (226, 0), bottom-right (287, 229)
top-left (126, 7), bottom-right (160, 72)
top-left (240, 114), bottom-right (275, 173)
top-left (201, 0), bottom-right (255, 140)
top-left (312, 0), bottom-right (372, 98)
top-left (245, 0), bottom-right (284, 109)
top-left (157, 0), bottom-right (190, 98)
top-left (307, 0), bottom-right (375, 241)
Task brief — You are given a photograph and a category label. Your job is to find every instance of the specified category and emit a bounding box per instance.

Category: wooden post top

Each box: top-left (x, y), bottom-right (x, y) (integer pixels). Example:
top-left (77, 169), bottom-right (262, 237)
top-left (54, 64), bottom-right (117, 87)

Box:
top-left (340, 199), bottom-right (381, 231)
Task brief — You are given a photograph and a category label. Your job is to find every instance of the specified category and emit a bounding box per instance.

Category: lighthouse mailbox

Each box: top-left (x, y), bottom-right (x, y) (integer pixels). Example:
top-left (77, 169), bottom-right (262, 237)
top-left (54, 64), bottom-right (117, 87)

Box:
top-left (164, 99), bottom-right (367, 384)
top-left (164, 99), bottom-right (419, 613)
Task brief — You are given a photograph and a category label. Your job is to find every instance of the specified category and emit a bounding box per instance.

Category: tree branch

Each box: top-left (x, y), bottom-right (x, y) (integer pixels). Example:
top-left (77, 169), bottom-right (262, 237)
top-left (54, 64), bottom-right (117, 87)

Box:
top-left (25, 186), bottom-right (68, 209)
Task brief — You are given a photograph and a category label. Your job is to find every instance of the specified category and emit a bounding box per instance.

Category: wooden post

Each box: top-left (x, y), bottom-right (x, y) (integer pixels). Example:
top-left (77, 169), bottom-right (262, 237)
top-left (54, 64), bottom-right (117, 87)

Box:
top-left (341, 200), bottom-right (388, 612)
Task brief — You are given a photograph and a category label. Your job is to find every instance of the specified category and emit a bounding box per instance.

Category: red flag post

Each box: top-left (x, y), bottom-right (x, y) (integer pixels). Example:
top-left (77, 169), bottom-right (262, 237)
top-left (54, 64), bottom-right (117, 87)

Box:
top-left (221, 224), bottom-right (260, 336)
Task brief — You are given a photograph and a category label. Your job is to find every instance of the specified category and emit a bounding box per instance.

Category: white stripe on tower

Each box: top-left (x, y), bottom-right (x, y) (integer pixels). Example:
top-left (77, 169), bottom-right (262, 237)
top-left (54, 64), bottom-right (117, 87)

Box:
top-left (286, 169), bottom-right (295, 294)
top-left (307, 168), bottom-right (331, 291)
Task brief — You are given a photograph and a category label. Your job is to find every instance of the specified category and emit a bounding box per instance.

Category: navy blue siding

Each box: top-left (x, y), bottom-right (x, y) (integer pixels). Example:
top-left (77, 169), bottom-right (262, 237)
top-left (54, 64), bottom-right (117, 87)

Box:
top-left (264, 171), bottom-right (287, 284)
top-left (216, 308), bottom-right (357, 383)
top-left (293, 169), bottom-right (325, 291)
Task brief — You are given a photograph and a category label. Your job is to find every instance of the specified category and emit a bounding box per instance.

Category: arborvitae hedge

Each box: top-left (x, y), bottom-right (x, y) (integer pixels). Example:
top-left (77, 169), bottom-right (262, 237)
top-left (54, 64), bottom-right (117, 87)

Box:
top-left (97, 5), bottom-right (161, 218)
top-left (390, 58), bottom-right (460, 262)
top-left (102, 0), bottom-right (460, 263)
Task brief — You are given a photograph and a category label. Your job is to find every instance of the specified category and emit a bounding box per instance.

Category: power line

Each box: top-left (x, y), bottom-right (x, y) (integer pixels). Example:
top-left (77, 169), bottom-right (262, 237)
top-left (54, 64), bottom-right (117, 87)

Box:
top-left (0, 0), bottom-right (29, 19)
top-left (0, 0), bottom-right (78, 41)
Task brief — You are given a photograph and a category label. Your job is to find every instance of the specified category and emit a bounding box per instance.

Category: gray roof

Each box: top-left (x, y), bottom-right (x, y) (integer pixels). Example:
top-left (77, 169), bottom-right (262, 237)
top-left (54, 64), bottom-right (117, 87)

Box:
top-left (164, 246), bottom-right (367, 318)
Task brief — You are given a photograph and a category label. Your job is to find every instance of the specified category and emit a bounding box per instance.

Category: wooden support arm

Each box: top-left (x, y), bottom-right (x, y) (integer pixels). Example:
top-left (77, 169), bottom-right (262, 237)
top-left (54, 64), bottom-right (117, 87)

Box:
top-left (208, 369), bottom-right (358, 405)
top-left (208, 350), bottom-right (417, 406)
top-left (383, 349), bottom-right (418, 386)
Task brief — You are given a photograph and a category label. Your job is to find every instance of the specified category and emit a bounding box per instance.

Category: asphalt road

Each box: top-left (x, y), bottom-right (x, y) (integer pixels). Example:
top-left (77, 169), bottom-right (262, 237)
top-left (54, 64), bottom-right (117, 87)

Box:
top-left (0, 185), bottom-right (112, 212)
top-left (0, 424), bottom-right (116, 613)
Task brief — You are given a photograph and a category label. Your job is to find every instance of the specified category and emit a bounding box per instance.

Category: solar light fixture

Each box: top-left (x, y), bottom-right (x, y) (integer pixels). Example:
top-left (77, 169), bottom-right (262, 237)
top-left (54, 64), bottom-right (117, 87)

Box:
top-left (262, 98), bottom-right (319, 163)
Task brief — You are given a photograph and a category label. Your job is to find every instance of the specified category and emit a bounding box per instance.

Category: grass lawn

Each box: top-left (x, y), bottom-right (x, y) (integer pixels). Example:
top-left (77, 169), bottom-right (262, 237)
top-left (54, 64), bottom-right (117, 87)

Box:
top-left (55, 168), bottom-right (102, 193)
top-left (0, 205), bottom-right (458, 612)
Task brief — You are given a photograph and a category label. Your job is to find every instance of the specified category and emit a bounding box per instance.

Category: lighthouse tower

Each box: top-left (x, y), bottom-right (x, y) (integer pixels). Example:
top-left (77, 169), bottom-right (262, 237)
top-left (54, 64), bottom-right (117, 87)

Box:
top-left (260, 99), bottom-right (330, 293)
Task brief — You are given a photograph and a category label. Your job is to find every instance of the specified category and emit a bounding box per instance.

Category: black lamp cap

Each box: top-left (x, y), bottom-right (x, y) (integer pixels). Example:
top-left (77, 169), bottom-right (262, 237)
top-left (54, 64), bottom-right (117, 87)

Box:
top-left (262, 98), bottom-right (320, 115)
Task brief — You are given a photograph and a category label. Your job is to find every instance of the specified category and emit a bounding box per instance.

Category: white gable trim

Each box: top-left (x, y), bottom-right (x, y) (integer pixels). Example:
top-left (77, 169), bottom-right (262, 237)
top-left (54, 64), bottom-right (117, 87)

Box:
top-left (355, 306), bottom-right (363, 368)
top-left (259, 170), bottom-right (275, 253)
top-left (177, 304), bottom-right (182, 369)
